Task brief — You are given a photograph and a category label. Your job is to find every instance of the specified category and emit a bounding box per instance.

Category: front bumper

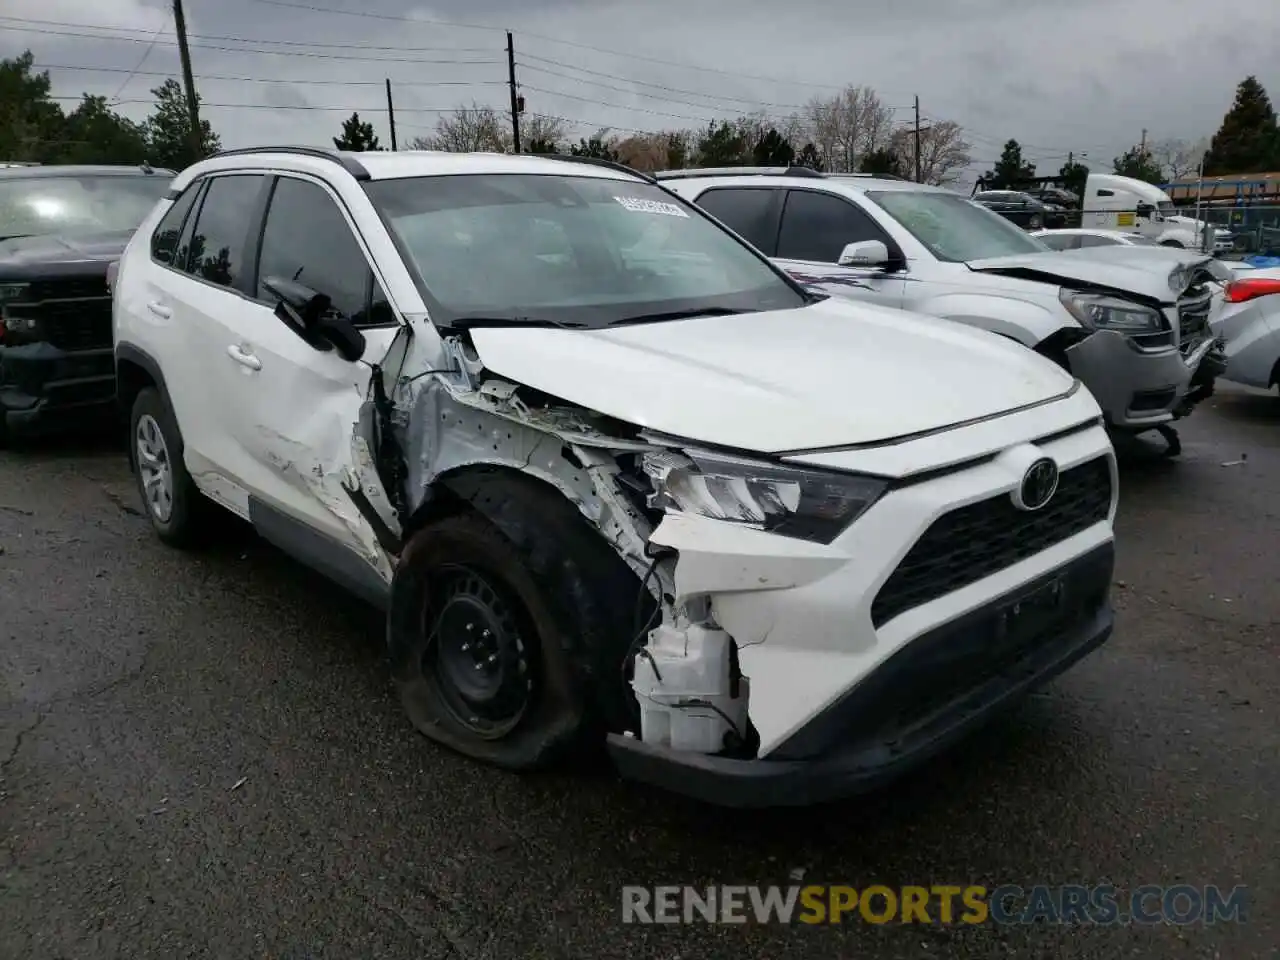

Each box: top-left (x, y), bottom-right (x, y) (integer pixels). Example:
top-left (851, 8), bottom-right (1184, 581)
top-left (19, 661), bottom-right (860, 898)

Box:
top-left (610, 543), bottom-right (1114, 807)
top-left (0, 341), bottom-right (117, 437)
top-left (1064, 330), bottom-right (1221, 429)
top-left (619, 417), bottom-right (1117, 807)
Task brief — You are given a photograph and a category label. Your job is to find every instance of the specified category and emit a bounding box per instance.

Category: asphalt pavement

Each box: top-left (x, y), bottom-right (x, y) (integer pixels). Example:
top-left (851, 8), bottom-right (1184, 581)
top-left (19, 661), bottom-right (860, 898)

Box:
top-left (1, 386), bottom-right (1277, 959)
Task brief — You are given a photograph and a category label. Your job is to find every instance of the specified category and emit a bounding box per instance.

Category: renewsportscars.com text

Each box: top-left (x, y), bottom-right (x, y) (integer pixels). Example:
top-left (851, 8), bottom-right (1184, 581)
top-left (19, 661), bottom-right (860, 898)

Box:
top-left (621, 884), bottom-right (1249, 925)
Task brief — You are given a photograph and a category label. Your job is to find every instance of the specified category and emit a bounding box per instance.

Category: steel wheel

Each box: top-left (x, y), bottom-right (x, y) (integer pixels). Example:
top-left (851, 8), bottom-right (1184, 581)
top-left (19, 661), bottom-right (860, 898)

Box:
top-left (135, 412), bottom-right (174, 523)
top-left (424, 566), bottom-right (535, 740)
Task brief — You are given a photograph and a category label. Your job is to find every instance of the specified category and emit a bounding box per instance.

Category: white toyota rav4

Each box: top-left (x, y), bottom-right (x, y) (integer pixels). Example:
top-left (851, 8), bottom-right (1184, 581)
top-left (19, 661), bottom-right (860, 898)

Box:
top-left (112, 148), bottom-right (1118, 807)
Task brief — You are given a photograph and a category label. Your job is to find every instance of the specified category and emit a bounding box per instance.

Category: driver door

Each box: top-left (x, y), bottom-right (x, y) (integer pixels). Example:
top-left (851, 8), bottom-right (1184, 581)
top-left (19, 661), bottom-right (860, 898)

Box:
top-left (773, 189), bottom-right (908, 307)
top-left (209, 173), bottom-right (401, 567)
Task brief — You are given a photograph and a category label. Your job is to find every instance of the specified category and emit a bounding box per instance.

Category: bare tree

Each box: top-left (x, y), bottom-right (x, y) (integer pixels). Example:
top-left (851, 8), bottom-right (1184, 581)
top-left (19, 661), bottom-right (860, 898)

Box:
top-left (519, 113), bottom-right (569, 151)
top-left (803, 85), bottom-right (894, 172)
top-left (890, 119), bottom-right (973, 185)
top-left (1150, 136), bottom-right (1209, 180)
top-left (613, 132), bottom-right (668, 171)
top-left (409, 102), bottom-right (510, 152)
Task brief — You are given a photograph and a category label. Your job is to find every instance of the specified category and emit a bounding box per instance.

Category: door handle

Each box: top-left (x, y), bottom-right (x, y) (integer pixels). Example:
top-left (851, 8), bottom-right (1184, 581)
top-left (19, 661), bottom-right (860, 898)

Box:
top-left (226, 344), bottom-right (262, 371)
top-left (146, 301), bottom-right (171, 319)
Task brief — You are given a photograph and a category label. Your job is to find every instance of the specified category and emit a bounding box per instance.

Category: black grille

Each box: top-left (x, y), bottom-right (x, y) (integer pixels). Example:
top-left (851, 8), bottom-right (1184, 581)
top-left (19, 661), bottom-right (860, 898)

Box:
top-left (870, 456), bottom-right (1112, 628)
top-left (26, 277), bottom-right (109, 301)
top-left (7, 290), bottom-right (113, 353)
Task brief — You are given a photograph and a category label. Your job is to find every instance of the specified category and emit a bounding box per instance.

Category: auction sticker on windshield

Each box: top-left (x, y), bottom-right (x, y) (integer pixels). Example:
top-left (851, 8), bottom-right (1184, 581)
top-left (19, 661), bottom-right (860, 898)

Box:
top-left (614, 196), bottom-right (689, 217)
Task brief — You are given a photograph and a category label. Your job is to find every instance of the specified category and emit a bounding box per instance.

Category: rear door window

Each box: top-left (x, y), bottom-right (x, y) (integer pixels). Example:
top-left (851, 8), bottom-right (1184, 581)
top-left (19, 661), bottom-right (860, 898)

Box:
top-left (694, 188), bottom-right (780, 254)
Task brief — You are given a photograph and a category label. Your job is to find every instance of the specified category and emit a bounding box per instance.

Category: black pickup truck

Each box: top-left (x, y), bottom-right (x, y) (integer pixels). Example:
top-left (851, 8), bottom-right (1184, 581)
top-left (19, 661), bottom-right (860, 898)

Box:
top-left (0, 164), bottom-right (173, 444)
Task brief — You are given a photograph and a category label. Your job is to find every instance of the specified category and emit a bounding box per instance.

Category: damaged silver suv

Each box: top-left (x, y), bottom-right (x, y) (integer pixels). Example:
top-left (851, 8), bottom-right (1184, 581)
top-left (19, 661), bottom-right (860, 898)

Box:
top-left (112, 148), bottom-right (1118, 807)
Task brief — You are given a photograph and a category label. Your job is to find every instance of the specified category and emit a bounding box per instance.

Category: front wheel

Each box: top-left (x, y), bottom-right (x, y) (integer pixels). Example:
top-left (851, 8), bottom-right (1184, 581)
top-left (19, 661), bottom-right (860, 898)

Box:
top-left (129, 387), bottom-right (214, 547)
top-left (1160, 239), bottom-right (1184, 248)
top-left (387, 477), bottom-right (647, 770)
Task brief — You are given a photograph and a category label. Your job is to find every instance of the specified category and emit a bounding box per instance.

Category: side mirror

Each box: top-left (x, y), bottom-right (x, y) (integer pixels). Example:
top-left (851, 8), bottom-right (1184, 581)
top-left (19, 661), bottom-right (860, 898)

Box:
top-left (1136, 202), bottom-right (1155, 219)
top-left (837, 239), bottom-right (892, 268)
top-left (262, 275), bottom-right (366, 363)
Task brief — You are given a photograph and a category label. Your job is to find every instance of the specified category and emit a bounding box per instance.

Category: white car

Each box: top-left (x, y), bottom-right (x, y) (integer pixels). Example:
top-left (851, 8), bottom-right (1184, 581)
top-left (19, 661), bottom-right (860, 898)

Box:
top-left (1210, 264), bottom-right (1280, 392)
top-left (658, 167), bottom-right (1226, 455)
top-left (112, 148), bottom-right (1117, 807)
top-left (1031, 227), bottom-right (1164, 251)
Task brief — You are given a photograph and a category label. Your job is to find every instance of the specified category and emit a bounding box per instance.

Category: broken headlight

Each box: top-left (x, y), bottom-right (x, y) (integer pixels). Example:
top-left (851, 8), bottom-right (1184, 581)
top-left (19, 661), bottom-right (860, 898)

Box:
top-left (642, 449), bottom-right (887, 544)
top-left (1059, 289), bottom-right (1165, 335)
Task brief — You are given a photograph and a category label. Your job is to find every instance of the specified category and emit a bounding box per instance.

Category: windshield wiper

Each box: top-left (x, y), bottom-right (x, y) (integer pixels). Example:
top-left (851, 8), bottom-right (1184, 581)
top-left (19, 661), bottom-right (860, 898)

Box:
top-left (608, 306), bottom-right (745, 326)
top-left (446, 314), bottom-right (589, 331)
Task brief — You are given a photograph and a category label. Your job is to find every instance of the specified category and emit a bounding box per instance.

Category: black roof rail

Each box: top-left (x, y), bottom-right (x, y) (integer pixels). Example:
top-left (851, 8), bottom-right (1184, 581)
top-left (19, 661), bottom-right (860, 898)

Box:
top-left (537, 153), bottom-right (655, 182)
top-left (209, 145), bottom-right (371, 180)
top-left (654, 166), bottom-right (826, 181)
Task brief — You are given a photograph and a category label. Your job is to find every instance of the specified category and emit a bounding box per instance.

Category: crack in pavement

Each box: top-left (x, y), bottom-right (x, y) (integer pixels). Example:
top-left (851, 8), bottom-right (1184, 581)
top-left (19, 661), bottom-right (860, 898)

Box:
top-left (1, 711), bottom-right (48, 775)
top-left (358, 889), bottom-right (483, 959)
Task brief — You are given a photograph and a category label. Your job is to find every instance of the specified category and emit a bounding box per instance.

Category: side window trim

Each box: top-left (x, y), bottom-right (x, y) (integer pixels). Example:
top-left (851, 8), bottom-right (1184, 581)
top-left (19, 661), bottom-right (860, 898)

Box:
top-left (779, 188), bottom-right (903, 266)
top-left (253, 171), bottom-right (403, 328)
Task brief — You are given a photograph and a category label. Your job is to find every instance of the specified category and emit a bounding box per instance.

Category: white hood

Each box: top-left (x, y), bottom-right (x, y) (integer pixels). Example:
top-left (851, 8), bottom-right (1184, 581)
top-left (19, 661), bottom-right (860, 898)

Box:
top-left (467, 298), bottom-right (1076, 454)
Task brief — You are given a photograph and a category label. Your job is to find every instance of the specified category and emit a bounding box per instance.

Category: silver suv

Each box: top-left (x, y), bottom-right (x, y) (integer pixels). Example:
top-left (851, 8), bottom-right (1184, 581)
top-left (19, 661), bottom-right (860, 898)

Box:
top-left (659, 167), bottom-right (1227, 455)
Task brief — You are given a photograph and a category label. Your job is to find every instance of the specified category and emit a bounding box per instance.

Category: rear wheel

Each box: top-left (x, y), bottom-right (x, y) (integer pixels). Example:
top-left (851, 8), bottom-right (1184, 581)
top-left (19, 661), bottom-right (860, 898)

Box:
top-left (1161, 239), bottom-right (1184, 248)
top-left (388, 478), bottom-right (646, 770)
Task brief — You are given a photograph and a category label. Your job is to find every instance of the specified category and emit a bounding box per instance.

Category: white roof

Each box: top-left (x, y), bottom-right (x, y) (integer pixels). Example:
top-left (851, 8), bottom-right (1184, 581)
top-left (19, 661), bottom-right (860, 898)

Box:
top-left (171, 147), bottom-right (641, 190)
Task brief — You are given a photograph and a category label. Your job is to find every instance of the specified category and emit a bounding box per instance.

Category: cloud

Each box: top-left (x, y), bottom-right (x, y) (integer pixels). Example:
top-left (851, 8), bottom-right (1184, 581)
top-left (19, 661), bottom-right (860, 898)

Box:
top-left (2, 0), bottom-right (1278, 179)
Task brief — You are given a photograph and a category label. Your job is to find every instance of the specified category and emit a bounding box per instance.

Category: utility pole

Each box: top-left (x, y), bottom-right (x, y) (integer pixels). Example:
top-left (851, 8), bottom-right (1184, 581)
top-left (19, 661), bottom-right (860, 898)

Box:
top-left (506, 31), bottom-right (521, 153)
top-left (171, 0), bottom-right (202, 160)
top-left (913, 95), bottom-right (922, 182)
top-left (1140, 128), bottom-right (1147, 158)
top-left (385, 78), bottom-right (398, 151)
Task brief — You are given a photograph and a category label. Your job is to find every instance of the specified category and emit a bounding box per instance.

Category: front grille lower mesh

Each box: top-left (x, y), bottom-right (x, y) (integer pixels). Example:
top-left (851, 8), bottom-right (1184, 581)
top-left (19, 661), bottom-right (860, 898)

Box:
top-left (870, 456), bottom-right (1113, 628)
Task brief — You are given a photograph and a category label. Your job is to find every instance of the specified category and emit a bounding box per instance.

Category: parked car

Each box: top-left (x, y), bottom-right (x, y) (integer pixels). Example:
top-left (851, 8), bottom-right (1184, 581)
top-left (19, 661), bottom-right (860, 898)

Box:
top-left (658, 166), bottom-right (1226, 456)
top-left (1032, 227), bottom-right (1164, 250)
top-left (112, 147), bottom-right (1118, 807)
top-left (0, 163), bottom-right (174, 444)
top-left (971, 190), bottom-right (1050, 230)
top-left (1209, 263), bottom-right (1280, 393)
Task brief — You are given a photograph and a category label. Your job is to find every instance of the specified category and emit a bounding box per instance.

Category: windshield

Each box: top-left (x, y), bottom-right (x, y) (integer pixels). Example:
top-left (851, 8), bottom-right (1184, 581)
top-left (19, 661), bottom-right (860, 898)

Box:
top-left (867, 190), bottom-right (1049, 262)
top-left (364, 173), bottom-right (806, 327)
top-left (0, 174), bottom-right (170, 240)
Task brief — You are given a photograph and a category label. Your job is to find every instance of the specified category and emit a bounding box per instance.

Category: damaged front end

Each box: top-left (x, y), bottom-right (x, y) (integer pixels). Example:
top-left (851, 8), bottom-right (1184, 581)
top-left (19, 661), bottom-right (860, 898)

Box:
top-left (354, 326), bottom-right (766, 776)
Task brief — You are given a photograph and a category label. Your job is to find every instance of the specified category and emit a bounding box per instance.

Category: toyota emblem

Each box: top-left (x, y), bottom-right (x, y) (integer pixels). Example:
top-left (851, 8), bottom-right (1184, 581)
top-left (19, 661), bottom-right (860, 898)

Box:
top-left (1013, 458), bottom-right (1059, 511)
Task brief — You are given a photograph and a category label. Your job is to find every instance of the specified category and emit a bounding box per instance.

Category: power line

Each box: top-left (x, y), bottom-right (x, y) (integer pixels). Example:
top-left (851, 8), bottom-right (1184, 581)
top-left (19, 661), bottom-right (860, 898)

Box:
top-left (0, 15), bottom-right (496, 53)
top-left (241, 0), bottom-right (865, 91)
top-left (517, 61), bottom-right (816, 114)
top-left (34, 62), bottom-right (507, 88)
top-left (110, 15), bottom-right (170, 100)
top-left (519, 84), bottom-right (723, 126)
top-left (46, 95), bottom-right (500, 115)
top-left (1, 22), bottom-right (501, 64)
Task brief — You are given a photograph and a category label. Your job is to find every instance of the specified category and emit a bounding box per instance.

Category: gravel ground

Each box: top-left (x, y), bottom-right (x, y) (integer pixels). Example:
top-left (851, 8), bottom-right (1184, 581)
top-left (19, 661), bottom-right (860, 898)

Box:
top-left (1, 385), bottom-right (1276, 959)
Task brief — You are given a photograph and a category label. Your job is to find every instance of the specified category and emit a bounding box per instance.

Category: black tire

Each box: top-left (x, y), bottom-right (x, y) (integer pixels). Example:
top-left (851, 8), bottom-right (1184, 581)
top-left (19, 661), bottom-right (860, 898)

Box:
top-left (387, 477), bottom-right (647, 771)
top-left (1160, 239), bottom-right (1184, 248)
top-left (129, 387), bottom-right (214, 547)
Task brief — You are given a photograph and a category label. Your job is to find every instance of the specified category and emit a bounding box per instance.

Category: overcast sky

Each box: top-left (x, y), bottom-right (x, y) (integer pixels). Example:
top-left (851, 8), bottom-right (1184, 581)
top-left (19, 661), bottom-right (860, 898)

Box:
top-left (5, 0), bottom-right (1280, 185)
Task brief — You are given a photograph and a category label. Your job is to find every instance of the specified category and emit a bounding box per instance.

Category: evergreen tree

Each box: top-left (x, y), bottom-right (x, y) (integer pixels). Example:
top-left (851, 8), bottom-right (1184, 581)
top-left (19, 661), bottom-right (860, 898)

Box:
top-left (982, 139), bottom-right (1036, 189)
top-left (144, 79), bottom-right (220, 170)
top-left (1113, 146), bottom-right (1166, 184)
top-left (332, 112), bottom-right (381, 151)
top-left (1204, 76), bottom-right (1280, 175)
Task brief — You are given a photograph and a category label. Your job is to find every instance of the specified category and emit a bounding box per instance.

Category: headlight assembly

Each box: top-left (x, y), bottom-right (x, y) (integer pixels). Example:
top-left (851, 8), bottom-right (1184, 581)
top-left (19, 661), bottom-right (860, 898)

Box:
top-left (1059, 289), bottom-right (1166, 335)
top-left (642, 449), bottom-right (888, 544)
